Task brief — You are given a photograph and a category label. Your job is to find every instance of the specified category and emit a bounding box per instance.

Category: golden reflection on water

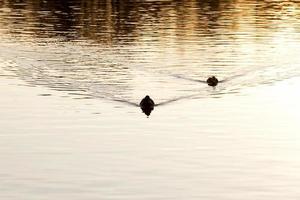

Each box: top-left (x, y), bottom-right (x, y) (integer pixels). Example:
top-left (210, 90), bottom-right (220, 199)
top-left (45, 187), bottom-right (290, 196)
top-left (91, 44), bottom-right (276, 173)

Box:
top-left (0, 1), bottom-right (300, 98)
top-left (0, 0), bottom-right (299, 42)
top-left (1, 0), bottom-right (300, 107)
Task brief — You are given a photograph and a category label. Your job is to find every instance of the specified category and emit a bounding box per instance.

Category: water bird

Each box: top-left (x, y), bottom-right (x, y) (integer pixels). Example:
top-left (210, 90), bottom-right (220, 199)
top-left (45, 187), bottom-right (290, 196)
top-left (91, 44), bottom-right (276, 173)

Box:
top-left (172, 74), bottom-right (221, 86)
top-left (114, 93), bottom-right (201, 117)
top-left (139, 95), bottom-right (155, 116)
top-left (206, 76), bottom-right (219, 86)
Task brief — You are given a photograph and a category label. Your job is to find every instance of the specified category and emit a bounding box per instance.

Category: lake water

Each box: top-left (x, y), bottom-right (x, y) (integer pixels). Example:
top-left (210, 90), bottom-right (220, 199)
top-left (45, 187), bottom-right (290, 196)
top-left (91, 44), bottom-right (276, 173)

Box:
top-left (1, 0), bottom-right (300, 199)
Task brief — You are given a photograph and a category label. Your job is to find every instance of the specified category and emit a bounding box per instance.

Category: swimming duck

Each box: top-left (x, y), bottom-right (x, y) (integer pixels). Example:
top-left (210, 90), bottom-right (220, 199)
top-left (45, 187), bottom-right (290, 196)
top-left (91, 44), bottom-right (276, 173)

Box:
top-left (206, 76), bottom-right (218, 86)
top-left (139, 95), bottom-right (155, 116)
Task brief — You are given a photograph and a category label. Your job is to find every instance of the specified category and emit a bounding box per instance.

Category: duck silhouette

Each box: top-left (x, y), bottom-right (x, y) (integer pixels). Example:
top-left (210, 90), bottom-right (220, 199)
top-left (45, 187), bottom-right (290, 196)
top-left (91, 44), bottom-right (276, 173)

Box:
top-left (172, 74), bottom-right (221, 86)
top-left (172, 70), bottom-right (257, 86)
top-left (139, 95), bottom-right (155, 116)
top-left (206, 76), bottom-right (219, 86)
top-left (113, 93), bottom-right (201, 117)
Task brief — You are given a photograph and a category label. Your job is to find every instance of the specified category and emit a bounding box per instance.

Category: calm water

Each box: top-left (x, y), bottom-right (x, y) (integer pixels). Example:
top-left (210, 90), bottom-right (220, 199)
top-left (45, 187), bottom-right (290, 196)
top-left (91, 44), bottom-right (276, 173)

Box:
top-left (1, 0), bottom-right (300, 199)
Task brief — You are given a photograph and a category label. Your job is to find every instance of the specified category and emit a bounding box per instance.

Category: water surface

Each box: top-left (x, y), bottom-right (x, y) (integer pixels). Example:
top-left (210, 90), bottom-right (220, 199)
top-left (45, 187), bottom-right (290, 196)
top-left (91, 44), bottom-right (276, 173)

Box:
top-left (1, 0), bottom-right (300, 199)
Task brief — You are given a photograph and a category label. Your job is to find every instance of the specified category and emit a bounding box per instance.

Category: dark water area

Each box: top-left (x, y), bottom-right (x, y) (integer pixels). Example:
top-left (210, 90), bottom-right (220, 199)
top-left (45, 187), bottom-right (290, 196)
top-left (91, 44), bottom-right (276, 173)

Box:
top-left (1, 0), bottom-right (299, 42)
top-left (1, 1), bottom-right (300, 199)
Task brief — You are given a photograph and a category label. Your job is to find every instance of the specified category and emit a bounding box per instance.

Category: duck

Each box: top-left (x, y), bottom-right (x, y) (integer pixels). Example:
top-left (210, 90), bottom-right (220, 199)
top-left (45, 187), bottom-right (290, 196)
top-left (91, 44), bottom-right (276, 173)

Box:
top-left (206, 76), bottom-right (218, 86)
top-left (139, 95), bottom-right (155, 116)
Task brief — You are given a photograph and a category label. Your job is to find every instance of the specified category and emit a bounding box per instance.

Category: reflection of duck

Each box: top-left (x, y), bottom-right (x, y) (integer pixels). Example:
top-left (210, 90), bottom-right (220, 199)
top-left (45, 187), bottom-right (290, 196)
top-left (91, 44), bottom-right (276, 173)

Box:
top-left (206, 76), bottom-right (218, 86)
top-left (139, 95), bottom-right (155, 116)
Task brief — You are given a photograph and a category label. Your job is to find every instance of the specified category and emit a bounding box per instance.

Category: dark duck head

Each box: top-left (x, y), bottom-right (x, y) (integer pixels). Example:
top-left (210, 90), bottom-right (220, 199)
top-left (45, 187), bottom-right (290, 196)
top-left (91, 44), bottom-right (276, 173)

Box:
top-left (139, 95), bottom-right (155, 116)
top-left (206, 76), bottom-right (218, 86)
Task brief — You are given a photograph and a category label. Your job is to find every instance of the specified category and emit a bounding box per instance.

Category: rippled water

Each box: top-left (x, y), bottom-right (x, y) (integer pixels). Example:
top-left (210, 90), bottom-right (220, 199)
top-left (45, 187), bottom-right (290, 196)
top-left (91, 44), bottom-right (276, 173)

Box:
top-left (1, 0), bottom-right (300, 199)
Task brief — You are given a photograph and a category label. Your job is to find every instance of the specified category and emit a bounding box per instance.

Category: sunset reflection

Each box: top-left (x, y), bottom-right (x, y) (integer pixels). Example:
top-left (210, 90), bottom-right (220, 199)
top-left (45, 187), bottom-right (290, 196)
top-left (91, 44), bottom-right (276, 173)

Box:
top-left (1, 0), bottom-right (299, 45)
